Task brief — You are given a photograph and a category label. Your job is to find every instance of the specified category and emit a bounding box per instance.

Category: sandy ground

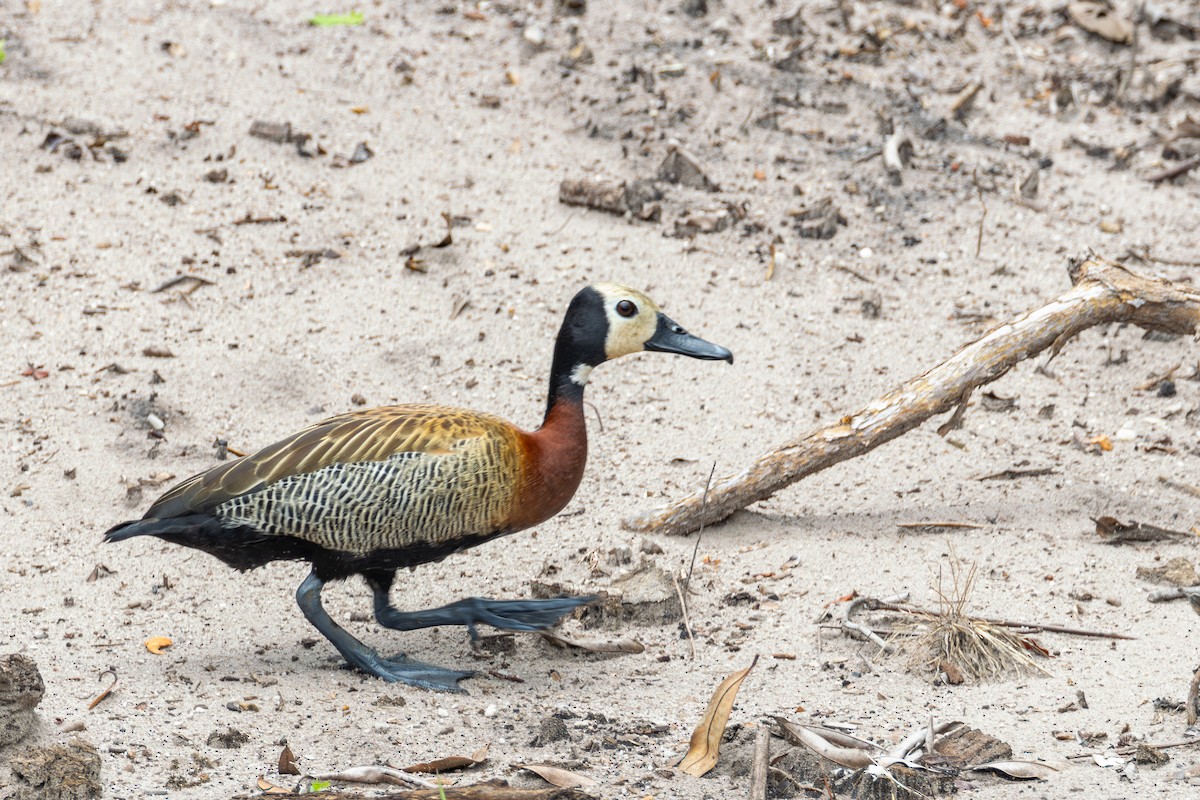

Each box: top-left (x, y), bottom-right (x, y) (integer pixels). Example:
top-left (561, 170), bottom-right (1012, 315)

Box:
top-left (2, 0), bottom-right (1200, 797)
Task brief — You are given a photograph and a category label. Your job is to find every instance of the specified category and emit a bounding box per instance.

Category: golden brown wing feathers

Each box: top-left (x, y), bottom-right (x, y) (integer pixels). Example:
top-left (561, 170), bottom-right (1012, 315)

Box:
top-left (146, 405), bottom-right (521, 521)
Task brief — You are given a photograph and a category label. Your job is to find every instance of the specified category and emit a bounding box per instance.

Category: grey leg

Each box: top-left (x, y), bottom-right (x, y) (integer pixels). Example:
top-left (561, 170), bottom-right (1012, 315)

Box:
top-left (295, 570), bottom-right (472, 692)
top-left (366, 571), bottom-right (596, 641)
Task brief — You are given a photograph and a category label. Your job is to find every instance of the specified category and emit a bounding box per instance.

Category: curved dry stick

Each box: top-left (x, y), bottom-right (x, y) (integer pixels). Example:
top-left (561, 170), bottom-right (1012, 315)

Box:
top-left (625, 253), bottom-right (1200, 536)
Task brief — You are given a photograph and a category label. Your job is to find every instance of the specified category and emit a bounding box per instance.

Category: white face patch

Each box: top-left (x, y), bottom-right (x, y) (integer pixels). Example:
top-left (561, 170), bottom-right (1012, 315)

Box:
top-left (570, 364), bottom-right (593, 386)
top-left (590, 283), bottom-right (661, 360)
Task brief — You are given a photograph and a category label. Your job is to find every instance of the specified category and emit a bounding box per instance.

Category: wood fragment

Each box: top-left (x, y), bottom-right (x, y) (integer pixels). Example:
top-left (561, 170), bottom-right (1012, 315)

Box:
top-left (625, 255), bottom-right (1200, 536)
top-left (1146, 157), bottom-right (1200, 183)
top-left (840, 597), bottom-right (895, 653)
top-left (1189, 664), bottom-right (1200, 726)
top-left (951, 80), bottom-right (983, 119)
top-left (1147, 586), bottom-right (1200, 603)
top-left (86, 669), bottom-right (117, 711)
top-left (975, 467), bottom-right (1056, 481)
top-left (230, 783), bottom-right (593, 800)
top-left (749, 725), bottom-right (769, 800)
top-left (1158, 475), bottom-right (1200, 499)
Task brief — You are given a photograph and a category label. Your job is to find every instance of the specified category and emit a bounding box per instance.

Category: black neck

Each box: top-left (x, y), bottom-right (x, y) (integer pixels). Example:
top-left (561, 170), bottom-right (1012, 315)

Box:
top-left (543, 286), bottom-right (608, 424)
top-left (544, 340), bottom-right (586, 422)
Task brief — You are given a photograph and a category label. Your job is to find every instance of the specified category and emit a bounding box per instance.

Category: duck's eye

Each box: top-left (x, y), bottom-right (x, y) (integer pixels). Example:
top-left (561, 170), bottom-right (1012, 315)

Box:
top-left (616, 299), bottom-right (637, 318)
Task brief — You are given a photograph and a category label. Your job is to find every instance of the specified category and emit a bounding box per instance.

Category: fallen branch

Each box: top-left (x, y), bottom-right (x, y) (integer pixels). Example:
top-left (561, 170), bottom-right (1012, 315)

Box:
top-left (840, 597), bottom-right (896, 653)
top-left (233, 783), bottom-right (593, 800)
top-left (749, 725), bottom-right (769, 800)
top-left (624, 254), bottom-right (1200, 536)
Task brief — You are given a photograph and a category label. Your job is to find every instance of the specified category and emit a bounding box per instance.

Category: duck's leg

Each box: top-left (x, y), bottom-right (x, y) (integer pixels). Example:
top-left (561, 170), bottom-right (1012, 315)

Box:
top-left (295, 570), bottom-right (472, 691)
top-left (366, 570), bottom-right (595, 641)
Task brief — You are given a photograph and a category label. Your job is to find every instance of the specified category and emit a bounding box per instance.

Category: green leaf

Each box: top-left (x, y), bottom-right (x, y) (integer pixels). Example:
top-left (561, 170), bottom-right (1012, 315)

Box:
top-left (308, 779), bottom-right (332, 792)
top-left (0, 40), bottom-right (7, 65)
top-left (308, 11), bottom-right (364, 26)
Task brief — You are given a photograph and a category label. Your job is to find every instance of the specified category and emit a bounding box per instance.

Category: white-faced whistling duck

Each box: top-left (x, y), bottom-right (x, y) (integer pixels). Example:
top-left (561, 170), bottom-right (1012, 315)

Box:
top-left (105, 283), bottom-right (732, 691)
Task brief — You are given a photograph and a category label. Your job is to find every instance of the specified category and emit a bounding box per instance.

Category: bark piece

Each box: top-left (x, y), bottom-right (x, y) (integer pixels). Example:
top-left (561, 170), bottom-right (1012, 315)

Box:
top-left (925, 724), bottom-right (1013, 768)
top-left (558, 177), bottom-right (661, 220)
top-left (625, 255), bottom-right (1200, 535)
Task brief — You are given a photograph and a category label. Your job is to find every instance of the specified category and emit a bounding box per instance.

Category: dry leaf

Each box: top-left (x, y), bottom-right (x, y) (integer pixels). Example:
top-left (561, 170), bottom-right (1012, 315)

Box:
top-left (144, 636), bottom-right (172, 655)
top-left (539, 631), bottom-right (645, 654)
top-left (403, 743), bottom-right (489, 773)
top-left (773, 717), bottom-right (877, 769)
top-left (517, 764), bottom-right (597, 788)
top-left (678, 656), bottom-right (757, 777)
top-left (1068, 2), bottom-right (1134, 44)
top-left (279, 744), bottom-right (299, 775)
top-left (256, 776), bottom-right (290, 794)
top-left (968, 759), bottom-right (1059, 780)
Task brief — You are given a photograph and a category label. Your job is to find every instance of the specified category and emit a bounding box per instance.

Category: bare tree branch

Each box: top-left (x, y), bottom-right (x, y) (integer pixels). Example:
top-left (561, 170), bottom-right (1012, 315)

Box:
top-left (624, 253), bottom-right (1200, 536)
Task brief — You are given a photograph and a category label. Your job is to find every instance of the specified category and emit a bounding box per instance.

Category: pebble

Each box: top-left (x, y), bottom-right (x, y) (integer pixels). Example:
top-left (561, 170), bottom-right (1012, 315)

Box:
top-left (859, 247), bottom-right (873, 259)
top-left (146, 413), bottom-right (165, 431)
top-left (1115, 428), bottom-right (1137, 442)
top-left (523, 25), bottom-right (545, 48)
top-left (483, 703), bottom-right (498, 717)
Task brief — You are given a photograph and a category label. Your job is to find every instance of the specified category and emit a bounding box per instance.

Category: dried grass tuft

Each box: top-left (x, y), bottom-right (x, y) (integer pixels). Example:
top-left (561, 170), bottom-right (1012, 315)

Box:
top-left (902, 554), bottom-right (1049, 682)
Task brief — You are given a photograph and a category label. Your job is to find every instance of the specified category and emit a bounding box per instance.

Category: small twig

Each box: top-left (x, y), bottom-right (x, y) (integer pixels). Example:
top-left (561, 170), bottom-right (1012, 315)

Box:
top-left (547, 211), bottom-right (577, 237)
top-left (749, 725), bottom-right (769, 800)
top-left (1158, 475), bottom-right (1200, 499)
top-left (86, 669), bottom-right (118, 711)
top-left (1189, 664), bottom-right (1200, 726)
top-left (972, 168), bottom-right (987, 258)
top-left (1148, 586), bottom-right (1200, 603)
top-left (583, 400), bottom-right (605, 435)
top-left (1001, 14), bottom-right (1026, 73)
top-left (1134, 364), bottom-right (1180, 391)
top-left (936, 387), bottom-right (972, 436)
top-left (872, 600), bottom-right (1135, 639)
top-left (896, 521), bottom-right (985, 530)
top-left (311, 766), bottom-right (435, 788)
top-left (840, 597), bottom-right (896, 653)
top-left (673, 575), bottom-right (697, 661)
top-left (1146, 156), bottom-right (1200, 183)
top-left (683, 464), bottom-right (717, 595)
top-left (951, 80), bottom-right (983, 119)
top-left (832, 263), bottom-right (874, 283)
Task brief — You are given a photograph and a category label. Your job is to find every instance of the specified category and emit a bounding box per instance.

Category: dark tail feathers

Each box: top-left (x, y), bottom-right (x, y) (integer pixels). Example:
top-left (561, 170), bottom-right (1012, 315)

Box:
top-left (103, 514), bottom-right (217, 543)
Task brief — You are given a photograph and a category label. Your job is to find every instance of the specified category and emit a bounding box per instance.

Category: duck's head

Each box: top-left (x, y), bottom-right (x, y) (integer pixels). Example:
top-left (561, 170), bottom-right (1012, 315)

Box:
top-left (555, 283), bottom-right (733, 386)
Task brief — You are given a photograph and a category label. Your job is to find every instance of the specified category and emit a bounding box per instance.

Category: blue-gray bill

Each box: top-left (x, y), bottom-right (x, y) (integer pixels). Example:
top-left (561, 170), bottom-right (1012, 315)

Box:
top-left (644, 313), bottom-right (734, 363)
